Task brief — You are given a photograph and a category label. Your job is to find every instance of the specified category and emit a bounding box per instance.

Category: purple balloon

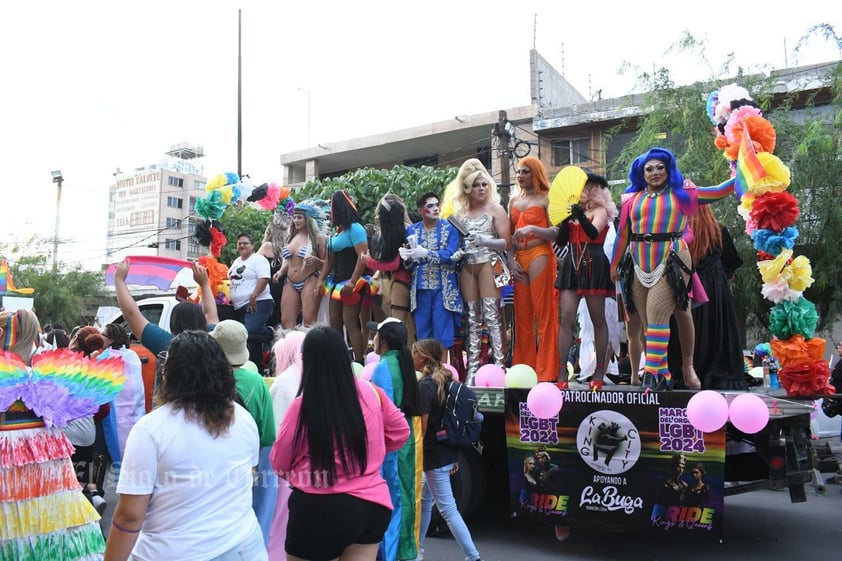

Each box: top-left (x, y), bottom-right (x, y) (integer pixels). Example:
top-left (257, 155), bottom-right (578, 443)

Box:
top-left (526, 382), bottom-right (564, 419)
top-left (729, 393), bottom-right (770, 434)
top-left (474, 364), bottom-right (506, 387)
top-left (366, 352), bottom-right (380, 365)
top-left (686, 390), bottom-right (729, 433)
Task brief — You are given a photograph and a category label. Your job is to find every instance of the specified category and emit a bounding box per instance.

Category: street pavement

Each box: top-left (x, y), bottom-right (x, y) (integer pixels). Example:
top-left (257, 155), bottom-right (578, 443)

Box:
top-left (98, 438), bottom-right (842, 557)
top-left (421, 437), bottom-right (842, 561)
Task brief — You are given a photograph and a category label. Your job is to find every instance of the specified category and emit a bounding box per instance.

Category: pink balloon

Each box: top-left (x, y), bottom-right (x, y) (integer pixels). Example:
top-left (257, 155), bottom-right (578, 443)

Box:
top-left (474, 364), bottom-right (506, 387)
top-left (686, 390), bottom-right (729, 433)
top-left (443, 363), bottom-right (460, 382)
top-left (366, 352), bottom-right (380, 365)
top-left (729, 393), bottom-right (770, 434)
top-left (526, 382), bottom-right (564, 419)
top-left (360, 362), bottom-right (377, 381)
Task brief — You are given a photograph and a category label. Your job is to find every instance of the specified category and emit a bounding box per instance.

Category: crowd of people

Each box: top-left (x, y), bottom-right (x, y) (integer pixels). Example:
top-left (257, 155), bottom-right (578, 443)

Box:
top-left (2, 147), bottom-right (762, 560)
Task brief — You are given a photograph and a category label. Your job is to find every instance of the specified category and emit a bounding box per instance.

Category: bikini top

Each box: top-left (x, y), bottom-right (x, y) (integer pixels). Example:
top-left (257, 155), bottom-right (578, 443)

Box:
top-left (511, 206), bottom-right (550, 246)
top-left (281, 244), bottom-right (310, 260)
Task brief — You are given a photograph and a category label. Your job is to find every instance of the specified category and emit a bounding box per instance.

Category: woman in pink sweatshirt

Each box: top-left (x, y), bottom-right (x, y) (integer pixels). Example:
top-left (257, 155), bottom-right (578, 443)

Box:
top-left (270, 325), bottom-right (410, 561)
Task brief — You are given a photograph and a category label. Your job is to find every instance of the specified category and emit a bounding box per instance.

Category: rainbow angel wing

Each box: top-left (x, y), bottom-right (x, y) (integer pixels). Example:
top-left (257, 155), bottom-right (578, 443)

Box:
top-left (0, 351), bottom-right (29, 412)
top-left (22, 349), bottom-right (126, 428)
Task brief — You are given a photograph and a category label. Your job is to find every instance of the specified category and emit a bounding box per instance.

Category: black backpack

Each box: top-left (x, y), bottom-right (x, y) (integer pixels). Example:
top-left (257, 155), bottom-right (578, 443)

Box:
top-left (438, 380), bottom-right (483, 448)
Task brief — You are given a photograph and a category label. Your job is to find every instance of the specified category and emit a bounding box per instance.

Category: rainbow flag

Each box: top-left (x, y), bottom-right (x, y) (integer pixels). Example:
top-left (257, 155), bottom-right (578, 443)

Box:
top-left (105, 255), bottom-right (192, 290)
top-left (0, 258), bottom-right (35, 296)
top-left (735, 127), bottom-right (767, 198)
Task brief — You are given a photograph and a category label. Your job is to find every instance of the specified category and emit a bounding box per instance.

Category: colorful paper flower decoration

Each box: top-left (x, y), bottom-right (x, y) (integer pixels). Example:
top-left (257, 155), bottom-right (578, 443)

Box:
top-left (768, 297), bottom-right (818, 340)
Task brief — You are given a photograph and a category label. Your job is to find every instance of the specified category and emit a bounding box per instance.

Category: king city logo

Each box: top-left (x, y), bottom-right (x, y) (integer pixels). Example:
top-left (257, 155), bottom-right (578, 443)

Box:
top-left (576, 410), bottom-right (641, 474)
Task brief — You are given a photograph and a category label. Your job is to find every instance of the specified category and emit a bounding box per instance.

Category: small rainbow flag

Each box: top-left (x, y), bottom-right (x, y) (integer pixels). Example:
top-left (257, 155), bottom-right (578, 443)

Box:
top-left (105, 256), bottom-right (192, 291)
top-left (735, 127), bottom-right (767, 198)
top-left (0, 258), bottom-right (35, 296)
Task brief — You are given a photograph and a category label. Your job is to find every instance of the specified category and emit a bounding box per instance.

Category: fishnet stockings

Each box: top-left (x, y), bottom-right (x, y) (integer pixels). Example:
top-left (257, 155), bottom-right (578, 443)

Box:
top-left (631, 249), bottom-right (691, 381)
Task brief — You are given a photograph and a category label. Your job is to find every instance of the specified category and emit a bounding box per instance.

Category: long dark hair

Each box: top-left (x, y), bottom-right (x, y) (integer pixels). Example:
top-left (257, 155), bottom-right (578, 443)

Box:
top-left (330, 190), bottom-right (363, 231)
top-left (169, 302), bottom-right (207, 334)
top-left (377, 321), bottom-right (421, 416)
top-left (371, 194), bottom-right (408, 262)
top-left (157, 330), bottom-right (236, 437)
top-left (295, 326), bottom-right (368, 485)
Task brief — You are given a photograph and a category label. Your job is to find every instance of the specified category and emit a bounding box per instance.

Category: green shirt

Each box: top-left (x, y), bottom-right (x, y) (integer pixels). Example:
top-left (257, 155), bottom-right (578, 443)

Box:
top-left (234, 367), bottom-right (276, 447)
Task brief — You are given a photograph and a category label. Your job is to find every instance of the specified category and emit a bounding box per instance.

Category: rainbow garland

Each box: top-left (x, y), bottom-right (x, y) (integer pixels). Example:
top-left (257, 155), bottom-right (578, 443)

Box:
top-left (0, 349), bottom-right (126, 428)
top-left (707, 85), bottom-right (834, 397)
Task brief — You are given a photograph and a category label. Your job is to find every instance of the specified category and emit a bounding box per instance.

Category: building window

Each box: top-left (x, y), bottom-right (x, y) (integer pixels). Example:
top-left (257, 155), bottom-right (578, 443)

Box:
top-left (164, 238), bottom-right (181, 250)
top-left (194, 180), bottom-right (206, 190)
top-left (165, 217), bottom-right (182, 229)
top-left (167, 196), bottom-right (183, 209)
top-left (187, 242), bottom-right (201, 256)
top-left (168, 176), bottom-right (184, 187)
top-left (189, 196), bottom-right (197, 213)
top-left (551, 138), bottom-right (591, 166)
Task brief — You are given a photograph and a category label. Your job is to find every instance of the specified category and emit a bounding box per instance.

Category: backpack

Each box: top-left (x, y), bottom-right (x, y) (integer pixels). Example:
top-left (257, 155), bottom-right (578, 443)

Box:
top-left (438, 380), bottom-right (484, 448)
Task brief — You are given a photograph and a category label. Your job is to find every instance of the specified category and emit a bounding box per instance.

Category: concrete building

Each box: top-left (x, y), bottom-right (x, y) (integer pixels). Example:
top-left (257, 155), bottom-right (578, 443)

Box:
top-left (280, 50), bottom-right (838, 194)
top-left (106, 143), bottom-right (207, 263)
top-left (280, 50), bottom-right (587, 194)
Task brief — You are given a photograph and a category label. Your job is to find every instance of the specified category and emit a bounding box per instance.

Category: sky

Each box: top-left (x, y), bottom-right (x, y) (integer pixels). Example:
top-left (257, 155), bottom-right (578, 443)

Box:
top-left (1, 0), bottom-right (839, 271)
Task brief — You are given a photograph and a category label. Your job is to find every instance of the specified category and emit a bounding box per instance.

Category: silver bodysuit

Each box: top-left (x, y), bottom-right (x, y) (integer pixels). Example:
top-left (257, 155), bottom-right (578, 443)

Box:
top-left (461, 213), bottom-right (496, 264)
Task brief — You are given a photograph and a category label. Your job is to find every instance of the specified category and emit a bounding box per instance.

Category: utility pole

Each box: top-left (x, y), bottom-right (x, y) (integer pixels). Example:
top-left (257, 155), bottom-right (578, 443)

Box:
top-left (237, 9), bottom-right (243, 177)
top-left (495, 110), bottom-right (512, 207)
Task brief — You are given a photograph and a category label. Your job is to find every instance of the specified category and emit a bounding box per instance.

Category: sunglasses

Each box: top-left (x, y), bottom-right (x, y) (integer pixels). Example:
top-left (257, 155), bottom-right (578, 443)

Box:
top-left (644, 164), bottom-right (666, 173)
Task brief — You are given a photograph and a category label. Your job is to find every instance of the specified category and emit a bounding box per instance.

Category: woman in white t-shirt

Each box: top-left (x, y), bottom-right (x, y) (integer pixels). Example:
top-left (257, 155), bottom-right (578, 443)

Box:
top-left (104, 331), bottom-right (266, 561)
top-left (229, 232), bottom-right (274, 368)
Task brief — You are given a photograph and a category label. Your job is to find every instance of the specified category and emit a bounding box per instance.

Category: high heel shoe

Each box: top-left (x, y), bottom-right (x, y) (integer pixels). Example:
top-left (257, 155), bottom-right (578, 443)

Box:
top-left (557, 381), bottom-right (569, 390)
top-left (683, 365), bottom-right (701, 390)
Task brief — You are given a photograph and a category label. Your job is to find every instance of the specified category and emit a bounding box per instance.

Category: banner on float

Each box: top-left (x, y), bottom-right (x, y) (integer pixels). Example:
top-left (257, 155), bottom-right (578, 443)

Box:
top-left (505, 388), bottom-right (725, 540)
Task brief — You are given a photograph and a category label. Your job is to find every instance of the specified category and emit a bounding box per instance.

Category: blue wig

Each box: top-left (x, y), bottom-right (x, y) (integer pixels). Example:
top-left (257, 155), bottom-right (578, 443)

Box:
top-left (625, 147), bottom-right (691, 211)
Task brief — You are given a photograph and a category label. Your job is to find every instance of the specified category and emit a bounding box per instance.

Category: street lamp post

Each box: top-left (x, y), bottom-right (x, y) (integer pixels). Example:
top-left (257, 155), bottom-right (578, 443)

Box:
top-left (51, 170), bottom-right (63, 271)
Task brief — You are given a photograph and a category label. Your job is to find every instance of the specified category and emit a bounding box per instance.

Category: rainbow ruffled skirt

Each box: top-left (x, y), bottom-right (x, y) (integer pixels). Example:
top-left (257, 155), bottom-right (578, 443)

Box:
top-left (1, 406), bottom-right (105, 561)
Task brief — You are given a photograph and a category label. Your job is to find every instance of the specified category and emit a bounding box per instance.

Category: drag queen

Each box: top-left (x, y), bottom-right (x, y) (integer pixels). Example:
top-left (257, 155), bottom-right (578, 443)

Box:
top-left (448, 158), bottom-right (511, 383)
top-left (508, 156), bottom-right (559, 382)
top-left (611, 147), bottom-right (734, 391)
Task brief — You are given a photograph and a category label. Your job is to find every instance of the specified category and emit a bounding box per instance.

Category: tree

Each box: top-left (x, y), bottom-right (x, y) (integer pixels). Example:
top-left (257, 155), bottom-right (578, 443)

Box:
top-left (292, 165), bottom-right (458, 225)
top-left (606, 29), bottom-right (842, 341)
top-left (217, 204), bottom-right (273, 265)
top-left (6, 250), bottom-right (107, 330)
